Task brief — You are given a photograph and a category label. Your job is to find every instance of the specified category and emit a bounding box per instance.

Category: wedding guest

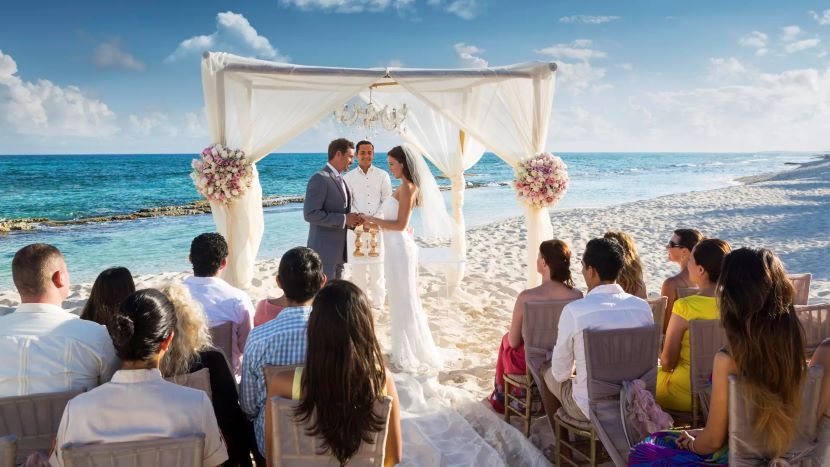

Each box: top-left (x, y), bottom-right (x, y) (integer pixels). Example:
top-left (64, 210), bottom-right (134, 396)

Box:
top-left (50, 289), bottom-right (228, 467)
top-left (660, 228), bottom-right (704, 332)
top-left (344, 140), bottom-right (393, 308)
top-left (160, 283), bottom-right (257, 466)
top-left (183, 233), bottom-right (255, 378)
top-left (268, 280), bottom-right (401, 467)
top-left (630, 248), bottom-right (829, 464)
top-left (254, 289), bottom-right (287, 327)
top-left (0, 244), bottom-right (118, 397)
top-left (657, 239), bottom-right (731, 412)
top-left (241, 247), bottom-right (326, 457)
top-left (603, 231), bottom-right (647, 298)
top-left (80, 266), bottom-right (135, 326)
top-left (544, 238), bottom-right (652, 422)
top-left (487, 239), bottom-right (583, 412)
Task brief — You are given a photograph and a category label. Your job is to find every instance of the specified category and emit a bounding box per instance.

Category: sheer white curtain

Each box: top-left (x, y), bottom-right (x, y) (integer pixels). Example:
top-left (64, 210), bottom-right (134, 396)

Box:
top-left (202, 53), bottom-right (384, 287)
top-left (391, 63), bottom-right (557, 286)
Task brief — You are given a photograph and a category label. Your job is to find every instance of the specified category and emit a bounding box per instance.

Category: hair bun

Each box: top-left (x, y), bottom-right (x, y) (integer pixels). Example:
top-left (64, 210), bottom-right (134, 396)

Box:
top-left (108, 313), bottom-right (135, 348)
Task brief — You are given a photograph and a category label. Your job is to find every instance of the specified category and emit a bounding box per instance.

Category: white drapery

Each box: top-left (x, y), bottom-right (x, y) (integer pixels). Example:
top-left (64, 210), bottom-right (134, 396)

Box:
top-left (201, 53), bottom-right (557, 288)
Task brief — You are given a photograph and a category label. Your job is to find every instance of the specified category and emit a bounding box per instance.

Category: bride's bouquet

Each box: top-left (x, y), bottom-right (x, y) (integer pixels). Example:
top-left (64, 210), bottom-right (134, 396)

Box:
top-left (512, 152), bottom-right (569, 209)
top-left (191, 144), bottom-right (254, 204)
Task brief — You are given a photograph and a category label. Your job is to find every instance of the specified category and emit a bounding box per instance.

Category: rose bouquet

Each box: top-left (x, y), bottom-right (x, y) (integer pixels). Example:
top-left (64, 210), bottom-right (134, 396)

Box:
top-left (191, 144), bottom-right (254, 204)
top-left (511, 152), bottom-right (569, 209)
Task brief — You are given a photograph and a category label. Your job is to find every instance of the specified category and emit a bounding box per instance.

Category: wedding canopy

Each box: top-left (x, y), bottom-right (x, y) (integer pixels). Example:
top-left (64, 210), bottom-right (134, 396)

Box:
top-left (201, 52), bottom-right (558, 289)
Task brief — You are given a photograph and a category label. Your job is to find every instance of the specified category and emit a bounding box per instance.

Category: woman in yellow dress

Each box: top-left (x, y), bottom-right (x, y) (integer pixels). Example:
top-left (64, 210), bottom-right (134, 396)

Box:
top-left (657, 238), bottom-right (731, 411)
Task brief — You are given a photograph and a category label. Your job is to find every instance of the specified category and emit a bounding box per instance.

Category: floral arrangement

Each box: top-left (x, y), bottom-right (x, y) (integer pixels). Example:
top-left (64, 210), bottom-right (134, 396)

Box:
top-left (191, 144), bottom-right (254, 204)
top-left (511, 152), bottom-right (569, 209)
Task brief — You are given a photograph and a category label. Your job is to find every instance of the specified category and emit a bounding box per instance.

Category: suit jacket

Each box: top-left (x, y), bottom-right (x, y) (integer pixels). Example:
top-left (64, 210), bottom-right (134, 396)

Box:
top-left (303, 166), bottom-right (352, 267)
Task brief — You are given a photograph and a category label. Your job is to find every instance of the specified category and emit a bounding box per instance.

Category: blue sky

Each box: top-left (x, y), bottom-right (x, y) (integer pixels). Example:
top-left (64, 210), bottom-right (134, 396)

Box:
top-left (1, 0), bottom-right (829, 154)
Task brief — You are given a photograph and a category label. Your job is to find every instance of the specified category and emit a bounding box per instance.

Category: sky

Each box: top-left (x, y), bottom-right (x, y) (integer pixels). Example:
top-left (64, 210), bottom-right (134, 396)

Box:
top-left (1, 0), bottom-right (830, 154)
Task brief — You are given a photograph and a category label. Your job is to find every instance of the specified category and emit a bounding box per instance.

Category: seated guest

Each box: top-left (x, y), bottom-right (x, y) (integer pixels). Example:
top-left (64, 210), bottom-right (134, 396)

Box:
top-left (488, 239), bottom-right (583, 412)
top-left (241, 247), bottom-right (326, 457)
top-left (80, 266), bottom-right (135, 325)
top-left (183, 233), bottom-right (255, 378)
top-left (0, 244), bottom-right (118, 397)
top-left (603, 231), bottom-right (647, 298)
top-left (268, 280), bottom-right (401, 467)
top-left (630, 248), bottom-right (830, 465)
top-left (657, 239), bottom-right (731, 412)
top-left (544, 237), bottom-right (653, 422)
top-left (50, 289), bottom-right (228, 467)
top-left (159, 283), bottom-right (257, 467)
top-left (660, 228), bottom-right (705, 332)
top-left (254, 288), bottom-right (287, 327)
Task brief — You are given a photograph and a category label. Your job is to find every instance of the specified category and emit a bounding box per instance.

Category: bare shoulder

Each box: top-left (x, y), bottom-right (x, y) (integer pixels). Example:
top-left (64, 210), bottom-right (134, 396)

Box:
top-left (269, 369), bottom-right (296, 398)
top-left (713, 351), bottom-right (737, 374)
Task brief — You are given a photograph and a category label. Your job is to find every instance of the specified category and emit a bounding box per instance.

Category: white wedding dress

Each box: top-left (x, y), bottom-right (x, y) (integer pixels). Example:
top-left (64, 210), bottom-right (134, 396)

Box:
top-left (381, 196), bottom-right (443, 372)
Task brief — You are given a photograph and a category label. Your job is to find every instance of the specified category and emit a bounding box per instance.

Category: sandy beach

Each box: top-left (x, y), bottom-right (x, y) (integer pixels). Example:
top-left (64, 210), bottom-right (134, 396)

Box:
top-left (1, 156), bottom-right (828, 463)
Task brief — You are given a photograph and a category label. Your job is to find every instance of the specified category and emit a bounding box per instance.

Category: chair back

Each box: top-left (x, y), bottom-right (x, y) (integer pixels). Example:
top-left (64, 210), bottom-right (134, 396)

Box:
top-left (795, 303), bottom-right (830, 355)
top-left (0, 389), bottom-right (83, 464)
top-left (583, 326), bottom-right (660, 466)
top-left (676, 287), bottom-right (699, 299)
top-left (522, 299), bottom-right (577, 383)
top-left (268, 395), bottom-right (392, 467)
top-left (263, 364), bottom-right (302, 463)
top-left (788, 273), bottom-right (812, 306)
top-left (646, 296), bottom-right (668, 337)
top-left (209, 322), bottom-right (234, 364)
top-left (166, 368), bottom-right (212, 400)
top-left (62, 434), bottom-right (205, 467)
top-left (0, 435), bottom-right (15, 467)
top-left (689, 320), bottom-right (727, 423)
top-left (728, 365), bottom-right (824, 466)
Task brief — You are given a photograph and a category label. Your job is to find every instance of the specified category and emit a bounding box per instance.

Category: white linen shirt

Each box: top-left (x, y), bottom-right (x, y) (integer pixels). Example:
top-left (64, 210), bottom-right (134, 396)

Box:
top-left (343, 165), bottom-right (392, 217)
top-left (50, 369), bottom-right (228, 467)
top-left (0, 303), bottom-right (118, 397)
top-left (549, 283), bottom-right (653, 418)
top-left (183, 276), bottom-right (255, 377)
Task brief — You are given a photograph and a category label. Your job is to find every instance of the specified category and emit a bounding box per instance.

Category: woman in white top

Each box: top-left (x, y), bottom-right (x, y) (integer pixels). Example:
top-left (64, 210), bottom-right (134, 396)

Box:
top-left (50, 289), bottom-right (228, 467)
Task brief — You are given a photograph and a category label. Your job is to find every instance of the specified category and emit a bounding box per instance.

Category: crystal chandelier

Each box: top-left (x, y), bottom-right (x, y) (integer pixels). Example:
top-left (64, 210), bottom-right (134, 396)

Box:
top-left (332, 86), bottom-right (407, 133)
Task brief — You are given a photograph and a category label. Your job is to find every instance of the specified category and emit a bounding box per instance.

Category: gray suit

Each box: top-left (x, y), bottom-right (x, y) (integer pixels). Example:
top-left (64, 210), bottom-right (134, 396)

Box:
top-left (304, 166), bottom-right (352, 279)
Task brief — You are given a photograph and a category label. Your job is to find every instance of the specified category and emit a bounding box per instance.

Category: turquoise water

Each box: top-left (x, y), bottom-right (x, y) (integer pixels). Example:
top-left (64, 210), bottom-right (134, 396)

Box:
top-left (0, 152), bottom-right (815, 289)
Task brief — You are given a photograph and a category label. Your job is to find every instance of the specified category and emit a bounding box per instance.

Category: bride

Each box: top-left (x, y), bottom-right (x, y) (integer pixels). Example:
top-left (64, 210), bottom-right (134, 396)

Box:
top-left (362, 144), bottom-right (453, 372)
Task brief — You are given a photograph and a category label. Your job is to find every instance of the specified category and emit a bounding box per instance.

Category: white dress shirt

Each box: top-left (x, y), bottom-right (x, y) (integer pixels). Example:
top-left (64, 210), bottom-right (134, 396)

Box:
top-left (343, 165), bottom-right (392, 217)
top-left (549, 283), bottom-right (654, 418)
top-left (50, 369), bottom-right (228, 467)
top-left (0, 303), bottom-right (119, 397)
top-left (183, 276), bottom-right (255, 377)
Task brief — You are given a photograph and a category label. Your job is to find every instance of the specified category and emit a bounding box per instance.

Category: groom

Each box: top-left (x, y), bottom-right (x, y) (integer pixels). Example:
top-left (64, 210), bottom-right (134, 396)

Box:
top-left (303, 138), bottom-right (364, 279)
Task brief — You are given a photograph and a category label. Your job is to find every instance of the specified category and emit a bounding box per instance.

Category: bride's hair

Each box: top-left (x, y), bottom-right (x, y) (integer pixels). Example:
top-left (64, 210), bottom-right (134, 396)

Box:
top-left (387, 146), bottom-right (414, 183)
top-left (295, 280), bottom-right (387, 465)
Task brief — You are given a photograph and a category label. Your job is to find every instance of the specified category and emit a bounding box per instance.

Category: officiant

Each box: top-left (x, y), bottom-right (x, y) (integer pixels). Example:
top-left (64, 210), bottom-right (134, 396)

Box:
top-left (344, 140), bottom-right (392, 309)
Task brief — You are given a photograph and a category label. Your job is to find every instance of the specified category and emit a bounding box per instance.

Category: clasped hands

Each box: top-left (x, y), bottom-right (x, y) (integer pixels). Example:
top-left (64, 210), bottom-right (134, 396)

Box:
top-left (345, 212), bottom-right (380, 230)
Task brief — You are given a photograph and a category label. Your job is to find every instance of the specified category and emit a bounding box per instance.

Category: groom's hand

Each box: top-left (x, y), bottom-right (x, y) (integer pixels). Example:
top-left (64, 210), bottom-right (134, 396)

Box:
top-left (346, 213), bottom-right (363, 228)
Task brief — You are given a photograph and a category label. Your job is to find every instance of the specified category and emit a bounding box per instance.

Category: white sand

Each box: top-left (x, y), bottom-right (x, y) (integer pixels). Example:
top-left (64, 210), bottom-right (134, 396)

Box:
top-left (1, 157), bottom-right (828, 463)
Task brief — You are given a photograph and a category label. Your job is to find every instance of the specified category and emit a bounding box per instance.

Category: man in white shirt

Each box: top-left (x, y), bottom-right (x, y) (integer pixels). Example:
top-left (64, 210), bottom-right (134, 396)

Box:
top-left (0, 243), bottom-right (118, 397)
top-left (183, 233), bottom-right (255, 379)
top-left (343, 140), bottom-right (392, 307)
top-left (544, 237), bottom-right (653, 421)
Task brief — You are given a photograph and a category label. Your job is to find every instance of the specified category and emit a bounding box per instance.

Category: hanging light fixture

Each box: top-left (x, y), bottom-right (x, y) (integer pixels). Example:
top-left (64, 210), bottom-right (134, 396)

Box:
top-left (333, 85), bottom-right (407, 134)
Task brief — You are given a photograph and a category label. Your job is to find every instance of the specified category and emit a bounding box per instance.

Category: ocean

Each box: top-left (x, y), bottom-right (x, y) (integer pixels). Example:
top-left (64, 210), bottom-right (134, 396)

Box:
top-left (0, 152), bottom-right (816, 290)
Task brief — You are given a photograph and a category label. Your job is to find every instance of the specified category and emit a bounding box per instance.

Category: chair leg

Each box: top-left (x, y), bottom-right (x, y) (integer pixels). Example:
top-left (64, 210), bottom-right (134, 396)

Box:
top-left (503, 379), bottom-right (511, 422)
top-left (589, 431), bottom-right (597, 467)
top-left (554, 418), bottom-right (562, 467)
top-left (523, 385), bottom-right (532, 437)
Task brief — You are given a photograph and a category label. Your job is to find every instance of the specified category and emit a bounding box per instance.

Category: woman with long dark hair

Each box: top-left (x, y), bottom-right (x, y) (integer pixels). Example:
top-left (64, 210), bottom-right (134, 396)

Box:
top-left (269, 280), bottom-right (402, 466)
top-left (80, 266), bottom-right (135, 325)
top-left (487, 239), bottom-right (582, 412)
top-left (51, 289), bottom-right (227, 466)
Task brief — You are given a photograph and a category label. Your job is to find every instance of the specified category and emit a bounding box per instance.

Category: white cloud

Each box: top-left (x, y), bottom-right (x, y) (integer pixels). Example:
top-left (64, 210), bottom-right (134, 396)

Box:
top-left (279, 0), bottom-right (413, 14)
top-left (738, 31), bottom-right (768, 56)
top-left (129, 113), bottom-right (178, 137)
top-left (535, 39), bottom-right (607, 61)
top-left (92, 40), bottom-right (146, 71)
top-left (550, 106), bottom-right (623, 146)
top-left (781, 25), bottom-right (802, 42)
top-left (785, 38), bottom-right (821, 54)
top-left (553, 61), bottom-right (607, 94)
top-left (708, 57), bottom-right (748, 81)
top-left (559, 15), bottom-right (620, 24)
top-left (619, 62), bottom-right (634, 71)
top-left (454, 42), bottom-right (488, 68)
top-left (166, 11), bottom-right (288, 62)
top-left (0, 49), bottom-right (118, 138)
top-left (810, 9), bottom-right (830, 26)
top-left (184, 111), bottom-right (208, 138)
top-left (427, 0), bottom-right (481, 20)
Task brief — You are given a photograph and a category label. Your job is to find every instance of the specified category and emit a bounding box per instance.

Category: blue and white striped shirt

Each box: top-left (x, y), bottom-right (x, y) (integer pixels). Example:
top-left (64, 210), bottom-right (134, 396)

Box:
top-left (240, 305), bottom-right (312, 454)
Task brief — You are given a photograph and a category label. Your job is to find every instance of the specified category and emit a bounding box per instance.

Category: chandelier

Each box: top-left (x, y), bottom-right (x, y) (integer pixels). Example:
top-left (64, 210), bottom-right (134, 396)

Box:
top-left (332, 86), bottom-right (407, 133)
